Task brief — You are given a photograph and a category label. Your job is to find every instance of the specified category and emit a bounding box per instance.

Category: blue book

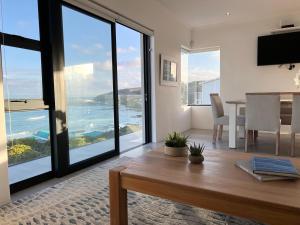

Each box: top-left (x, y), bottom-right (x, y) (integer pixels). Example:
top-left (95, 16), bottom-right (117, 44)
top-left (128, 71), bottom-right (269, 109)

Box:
top-left (252, 157), bottom-right (300, 178)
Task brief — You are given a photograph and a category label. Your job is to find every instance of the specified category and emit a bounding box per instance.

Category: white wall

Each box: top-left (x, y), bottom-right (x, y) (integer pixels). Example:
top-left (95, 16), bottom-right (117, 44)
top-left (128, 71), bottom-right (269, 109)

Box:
top-left (92, 0), bottom-right (192, 141)
top-left (191, 16), bottom-right (300, 129)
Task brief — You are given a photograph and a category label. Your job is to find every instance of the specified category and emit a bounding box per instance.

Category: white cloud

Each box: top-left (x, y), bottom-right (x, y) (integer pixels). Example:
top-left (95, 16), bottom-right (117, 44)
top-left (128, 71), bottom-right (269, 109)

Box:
top-left (61, 57), bottom-right (143, 97)
top-left (16, 20), bottom-right (30, 29)
top-left (70, 43), bottom-right (104, 55)
top-left (64, 63), bottom-right (94, 81)
top-left (117, 46), bottom-right (137, 54)
top-left (94, 43), bottom-right (103, 49)
top-left (189, 68), bottom-right (219, 82)
top-left (71, 44), bottom-right (93, 55)
top-left (94, 60), bottom-right (113, 71)
top-left (106, 51), bottom-right (112, 57)
top-left (210, 50), bottom-right (220, 60)
top-left (117, 57), bottom-right (141, 71)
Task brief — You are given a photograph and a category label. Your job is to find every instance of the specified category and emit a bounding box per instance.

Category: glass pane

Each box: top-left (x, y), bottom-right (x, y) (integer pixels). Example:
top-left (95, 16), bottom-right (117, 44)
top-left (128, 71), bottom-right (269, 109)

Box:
top-left (62, 6), bottom-right (115, 164)
top-left (116, 24), bottom-right (145, 152)
top-left (2, 0), bottom-right (40, 40)
top-left (6, 110), bottom-right (51, 184)
top-left (188, 50), bottom-right (220, 105)
top-left (2, 46), bottom-right (43, 100)
top-left (181, 49), bottom-right (189, 105)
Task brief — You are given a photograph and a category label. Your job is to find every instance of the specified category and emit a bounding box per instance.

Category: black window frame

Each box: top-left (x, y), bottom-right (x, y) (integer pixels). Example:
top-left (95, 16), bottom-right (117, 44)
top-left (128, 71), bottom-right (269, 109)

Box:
top-left (114, 22), bottom-right (152, 152)
top-left (1, 0), bottom-right (152, 193)
top-left (0, 0), bottom-right (55, 193)
top-left (57, 2), bottom-right (120, 174)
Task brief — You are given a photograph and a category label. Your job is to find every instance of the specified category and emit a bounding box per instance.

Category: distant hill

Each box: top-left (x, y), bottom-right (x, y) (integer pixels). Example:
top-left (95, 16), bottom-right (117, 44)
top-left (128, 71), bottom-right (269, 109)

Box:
top-left (94, 87), bottom-right (142, 110)
top-left (118, 87), bottom-right (141, 96)
top-left (94, 87), bottom-right (141, 101)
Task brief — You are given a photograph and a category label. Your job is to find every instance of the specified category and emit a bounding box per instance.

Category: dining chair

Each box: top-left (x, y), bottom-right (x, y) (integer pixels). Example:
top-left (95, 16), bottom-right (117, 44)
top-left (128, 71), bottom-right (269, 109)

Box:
top-left (245, 94), bottom-right (281, 155)
top-left (239, 107), bottom-right (258, 139)
top-left (280, 101), bottom-right (292, 125)
top-left (291, 94), bottom-right (300, 157)
top-left (210, 93), bottom-right (245, 144)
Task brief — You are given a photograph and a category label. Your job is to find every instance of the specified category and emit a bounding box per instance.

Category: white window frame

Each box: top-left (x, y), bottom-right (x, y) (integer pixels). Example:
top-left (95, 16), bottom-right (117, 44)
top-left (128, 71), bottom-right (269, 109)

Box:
top-left (182, 46), bottom-right (221, 106)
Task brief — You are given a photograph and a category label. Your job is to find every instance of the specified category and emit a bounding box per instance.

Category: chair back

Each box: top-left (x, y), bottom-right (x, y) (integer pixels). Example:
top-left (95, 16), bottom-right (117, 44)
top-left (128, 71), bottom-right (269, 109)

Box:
top-left (292, 94), bottom-right (300, 133)
top-left (210, 93), bottom-right (224, 121)
top-left (246, 94), bottom-right (280, 132)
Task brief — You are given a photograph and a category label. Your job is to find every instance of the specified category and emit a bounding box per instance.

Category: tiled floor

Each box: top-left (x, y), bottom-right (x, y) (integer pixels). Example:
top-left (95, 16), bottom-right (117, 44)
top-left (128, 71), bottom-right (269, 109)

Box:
top-left (186, 129), bottom-right (299, 157)
top-left (11, 129), bottom-right (299, 201)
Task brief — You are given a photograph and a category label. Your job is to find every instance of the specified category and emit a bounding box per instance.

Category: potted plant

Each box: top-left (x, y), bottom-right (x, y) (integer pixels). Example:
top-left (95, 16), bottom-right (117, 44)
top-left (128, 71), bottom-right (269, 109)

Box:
top-left (188, 142), bottom-right (205, 164)
top-left (164, 132), bottom-right (189, 157)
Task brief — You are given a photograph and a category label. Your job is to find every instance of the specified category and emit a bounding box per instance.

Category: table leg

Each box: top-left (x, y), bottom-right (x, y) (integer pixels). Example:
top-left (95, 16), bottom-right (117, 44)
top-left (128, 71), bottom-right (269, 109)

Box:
top-left (109, 166), bottom-right (128, 225)
top-left (229, 104), bottom-right (237, 148)
top-left (239, 126), bottom-right (245, 139)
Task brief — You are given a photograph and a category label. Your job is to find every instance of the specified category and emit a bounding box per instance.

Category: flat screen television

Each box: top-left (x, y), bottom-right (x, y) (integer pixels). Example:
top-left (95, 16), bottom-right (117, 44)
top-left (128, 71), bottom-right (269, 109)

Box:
top-left (257, 31), bottom-right (300, 66)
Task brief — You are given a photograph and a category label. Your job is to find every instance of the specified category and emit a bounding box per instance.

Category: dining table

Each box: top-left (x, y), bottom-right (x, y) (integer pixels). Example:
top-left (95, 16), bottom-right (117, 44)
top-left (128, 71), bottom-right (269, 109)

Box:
top-left (226, 92), bottom-right (297, 149)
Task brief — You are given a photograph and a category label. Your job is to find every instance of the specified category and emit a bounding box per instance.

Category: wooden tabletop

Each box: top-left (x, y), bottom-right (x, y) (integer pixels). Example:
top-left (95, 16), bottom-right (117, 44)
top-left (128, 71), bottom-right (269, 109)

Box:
top-left (226, 99), bottom-right (293, 104)
top-left (246, 92), bottom-right (300, 95)
top-left (226, 92), bottom-right (300, 105)
top-left (115, 148), bottom-right (300, 225)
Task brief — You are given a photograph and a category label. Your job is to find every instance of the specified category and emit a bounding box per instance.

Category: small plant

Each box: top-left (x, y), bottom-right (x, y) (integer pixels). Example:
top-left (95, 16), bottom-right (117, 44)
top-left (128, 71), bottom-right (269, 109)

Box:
top-left (189, 142), bottom-right (205, 156)
top-left (8, 144), bottom-right (40, 165)
top-left (165, 132), bottom-right (189, 148)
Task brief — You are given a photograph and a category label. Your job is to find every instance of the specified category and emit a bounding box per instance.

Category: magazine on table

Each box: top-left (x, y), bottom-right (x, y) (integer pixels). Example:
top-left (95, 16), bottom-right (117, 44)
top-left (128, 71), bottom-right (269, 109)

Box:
top-left (235, 160), bottom-right (295, 181)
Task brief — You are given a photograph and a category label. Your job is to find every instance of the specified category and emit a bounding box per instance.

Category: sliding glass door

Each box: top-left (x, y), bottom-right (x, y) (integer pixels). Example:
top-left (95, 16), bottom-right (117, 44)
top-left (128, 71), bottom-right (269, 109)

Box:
top-left (62, 5), bottom-right (118, 164)
top-left (1, 0), bottom-right (52, 186)
top-left (116, 24), bottom-right (146, 152)
top-left (2, 47), bottom-right (51, 184)
top-left (0, 0), bottom-right (151, 192)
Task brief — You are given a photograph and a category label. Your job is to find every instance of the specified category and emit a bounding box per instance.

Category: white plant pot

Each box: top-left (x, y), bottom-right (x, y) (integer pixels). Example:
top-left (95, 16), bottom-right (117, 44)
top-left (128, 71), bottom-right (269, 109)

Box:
top-left (164, 146), bottom-right (188, 157)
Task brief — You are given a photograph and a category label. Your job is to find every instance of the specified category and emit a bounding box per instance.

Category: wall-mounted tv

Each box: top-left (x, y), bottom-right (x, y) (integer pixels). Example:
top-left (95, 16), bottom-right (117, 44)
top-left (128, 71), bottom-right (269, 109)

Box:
top-left (257, 31), bottom-right (300, 66)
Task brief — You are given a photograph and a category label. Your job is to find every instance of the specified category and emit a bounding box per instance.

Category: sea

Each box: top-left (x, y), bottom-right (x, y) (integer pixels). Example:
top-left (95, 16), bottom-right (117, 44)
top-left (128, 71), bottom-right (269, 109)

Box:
top-left (5, 103), bottom-right (143, 140)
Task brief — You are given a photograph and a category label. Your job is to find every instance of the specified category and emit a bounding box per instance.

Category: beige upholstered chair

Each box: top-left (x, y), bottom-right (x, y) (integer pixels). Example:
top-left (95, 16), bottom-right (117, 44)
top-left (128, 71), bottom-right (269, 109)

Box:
top-left (245, 94), bottom-right (281, 155)
top-left (210, 93), bottom-right (245, 144)
top-left (291, 94), bottom-right (300, 157)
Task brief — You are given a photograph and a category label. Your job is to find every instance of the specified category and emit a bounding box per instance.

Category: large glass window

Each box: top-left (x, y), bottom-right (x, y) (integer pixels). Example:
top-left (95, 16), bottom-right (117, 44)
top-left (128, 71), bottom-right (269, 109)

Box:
top-left (1, 0), bottom-right (40, 40)
top-left (0, 1), bottom-right (151, 191)
top-left (2, 47), bottom-right (43, 99)
top-left (181, 49), bottom-right (220, 105)
top-left (5, 110), bottom-right (51, 184)
top-left (2, 47), bottom-right (51, 184)
top-left (116, 24), bottom-right (145, 152)
top-left (62, 6), bottom-right (115, 164)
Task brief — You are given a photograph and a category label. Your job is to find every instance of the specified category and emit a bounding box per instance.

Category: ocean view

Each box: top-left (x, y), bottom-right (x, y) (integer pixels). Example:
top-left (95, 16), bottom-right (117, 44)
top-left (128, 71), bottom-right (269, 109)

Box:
top-left (5, 100), bottom-right (143, 140)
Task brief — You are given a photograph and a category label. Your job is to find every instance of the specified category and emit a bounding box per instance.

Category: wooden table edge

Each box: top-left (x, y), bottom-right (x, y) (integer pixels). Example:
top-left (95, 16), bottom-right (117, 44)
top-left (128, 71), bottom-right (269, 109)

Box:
top-left (109, 165), bottom-right (300, 225)
top-left (121, 170), bottom-right (300, 212)
top-left (109, 166), bottom-right (128, 225)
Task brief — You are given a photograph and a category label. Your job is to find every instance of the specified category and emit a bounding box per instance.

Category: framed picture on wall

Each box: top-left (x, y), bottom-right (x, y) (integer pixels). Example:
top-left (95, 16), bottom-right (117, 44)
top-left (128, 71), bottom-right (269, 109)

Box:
top-left (160, 55), bottom-right (178, 86)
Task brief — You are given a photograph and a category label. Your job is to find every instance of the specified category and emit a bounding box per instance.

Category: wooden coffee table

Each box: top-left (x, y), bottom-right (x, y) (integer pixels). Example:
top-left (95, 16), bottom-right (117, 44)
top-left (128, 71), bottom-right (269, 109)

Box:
top-left (109, 148), bottom-right (300, 225)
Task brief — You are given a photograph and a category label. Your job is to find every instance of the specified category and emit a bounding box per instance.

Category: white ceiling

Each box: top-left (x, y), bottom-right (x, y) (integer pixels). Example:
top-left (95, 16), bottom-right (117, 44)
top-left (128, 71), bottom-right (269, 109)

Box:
top-left (155, 0), bottom-right (300, 28)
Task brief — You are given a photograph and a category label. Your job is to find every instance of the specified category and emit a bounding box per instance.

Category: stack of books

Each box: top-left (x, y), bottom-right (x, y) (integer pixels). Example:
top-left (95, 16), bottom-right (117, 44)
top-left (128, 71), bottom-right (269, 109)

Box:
top-left (235, 157), bottom-right (300, 181)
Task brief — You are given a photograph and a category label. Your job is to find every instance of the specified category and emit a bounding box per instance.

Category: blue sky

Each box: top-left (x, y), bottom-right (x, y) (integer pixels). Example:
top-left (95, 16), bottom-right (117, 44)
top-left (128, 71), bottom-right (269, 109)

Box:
top-left (2, 1), bottom-right (142, 99)
top-left (2, 0), bottom-right (218, 100)
top-left (188, 50), bottom-right (220, 82)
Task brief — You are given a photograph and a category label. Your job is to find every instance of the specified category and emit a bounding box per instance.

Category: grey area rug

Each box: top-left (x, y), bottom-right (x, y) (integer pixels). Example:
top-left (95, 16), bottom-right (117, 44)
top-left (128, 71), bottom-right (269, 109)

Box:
top-left (0, 157), bottom-right (265, 225)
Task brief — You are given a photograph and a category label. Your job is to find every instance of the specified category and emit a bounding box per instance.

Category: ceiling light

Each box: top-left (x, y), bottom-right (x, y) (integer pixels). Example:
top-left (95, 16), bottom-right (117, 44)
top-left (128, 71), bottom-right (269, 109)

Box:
top-left (226, 12), bottom-right (231, 16)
